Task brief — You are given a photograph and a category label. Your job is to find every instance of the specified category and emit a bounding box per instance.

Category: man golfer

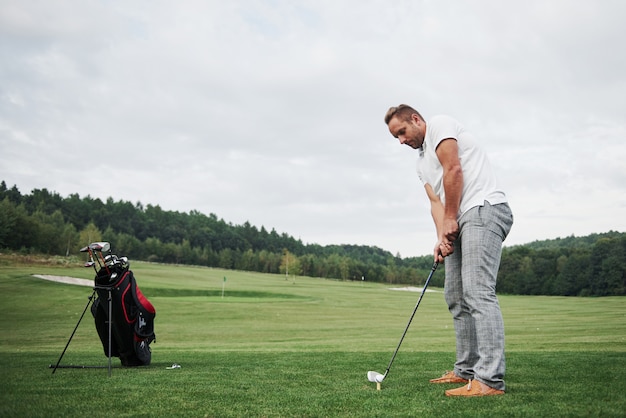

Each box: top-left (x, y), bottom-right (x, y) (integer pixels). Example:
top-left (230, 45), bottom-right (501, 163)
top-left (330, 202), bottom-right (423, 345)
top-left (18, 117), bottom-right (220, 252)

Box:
top-left (384, 105), bottom-right (513, 397)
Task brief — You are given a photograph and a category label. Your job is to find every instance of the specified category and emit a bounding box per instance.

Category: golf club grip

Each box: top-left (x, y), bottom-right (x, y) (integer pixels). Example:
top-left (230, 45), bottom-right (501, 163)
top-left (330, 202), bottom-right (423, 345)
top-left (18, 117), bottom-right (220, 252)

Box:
top-left (384, 262), bottom-right (438, 376)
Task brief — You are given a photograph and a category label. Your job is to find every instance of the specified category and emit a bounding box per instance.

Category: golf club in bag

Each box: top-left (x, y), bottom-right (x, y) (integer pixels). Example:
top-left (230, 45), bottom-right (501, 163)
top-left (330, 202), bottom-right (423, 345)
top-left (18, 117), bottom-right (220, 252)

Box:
top-left (51, 242), bottom-right (156, 375)
top-left (367, 262), bottom-right (438, 389)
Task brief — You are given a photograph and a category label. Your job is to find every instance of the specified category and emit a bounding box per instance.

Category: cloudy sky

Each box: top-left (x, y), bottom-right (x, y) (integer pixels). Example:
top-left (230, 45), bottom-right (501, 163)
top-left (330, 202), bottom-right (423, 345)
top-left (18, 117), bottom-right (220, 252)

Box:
top-left (1, 0), bottom-right (625, 257)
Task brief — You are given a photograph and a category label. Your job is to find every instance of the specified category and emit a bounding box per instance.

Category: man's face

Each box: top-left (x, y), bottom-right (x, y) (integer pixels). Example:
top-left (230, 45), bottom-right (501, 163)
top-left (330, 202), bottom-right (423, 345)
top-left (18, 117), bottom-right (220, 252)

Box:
top-left (388, 114), bottom-right (425, 149)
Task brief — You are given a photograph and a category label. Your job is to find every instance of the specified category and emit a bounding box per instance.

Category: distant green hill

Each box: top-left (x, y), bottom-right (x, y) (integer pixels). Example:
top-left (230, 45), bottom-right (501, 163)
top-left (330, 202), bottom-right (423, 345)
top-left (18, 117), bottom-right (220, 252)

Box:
top-left (521, 231), bottom-right (624, 250)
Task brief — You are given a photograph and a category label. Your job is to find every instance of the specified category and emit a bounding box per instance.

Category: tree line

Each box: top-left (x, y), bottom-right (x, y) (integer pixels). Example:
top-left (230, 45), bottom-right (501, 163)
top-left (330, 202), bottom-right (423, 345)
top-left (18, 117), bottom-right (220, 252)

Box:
top-left (0, 181), bottom-right (435, 285)
top-left (0, 181), bottom-right (624, 296)
top-left (498, 233), bottom-right (625, 296)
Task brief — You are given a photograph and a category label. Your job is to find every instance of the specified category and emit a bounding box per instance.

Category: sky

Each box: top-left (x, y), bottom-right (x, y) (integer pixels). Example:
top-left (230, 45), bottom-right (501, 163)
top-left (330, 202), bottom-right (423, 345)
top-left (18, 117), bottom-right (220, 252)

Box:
top-left (1, 0), bottom-right (625, 258)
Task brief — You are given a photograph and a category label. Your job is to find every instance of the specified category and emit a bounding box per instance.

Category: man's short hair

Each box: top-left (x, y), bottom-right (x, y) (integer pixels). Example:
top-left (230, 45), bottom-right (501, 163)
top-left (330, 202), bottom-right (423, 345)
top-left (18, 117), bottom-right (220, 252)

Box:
top-left (384, 104), bottom-right (423, 125)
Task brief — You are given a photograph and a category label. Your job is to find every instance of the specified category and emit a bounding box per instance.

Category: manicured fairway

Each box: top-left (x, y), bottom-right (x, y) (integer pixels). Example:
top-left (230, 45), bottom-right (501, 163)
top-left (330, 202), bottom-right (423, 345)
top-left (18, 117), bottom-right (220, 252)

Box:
top-left (0, 259), bottom-right (624, 417)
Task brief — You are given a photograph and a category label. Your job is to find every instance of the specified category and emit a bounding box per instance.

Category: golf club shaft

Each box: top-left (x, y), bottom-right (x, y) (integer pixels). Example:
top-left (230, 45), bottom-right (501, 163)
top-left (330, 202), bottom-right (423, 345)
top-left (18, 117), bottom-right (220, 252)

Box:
top-left (384, 262), bottom-right (438, 377)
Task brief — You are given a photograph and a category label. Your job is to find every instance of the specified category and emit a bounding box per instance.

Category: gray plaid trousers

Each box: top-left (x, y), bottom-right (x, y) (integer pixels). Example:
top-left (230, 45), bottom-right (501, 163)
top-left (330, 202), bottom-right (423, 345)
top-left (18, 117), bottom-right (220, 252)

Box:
top-left (444, 201), bottom-right (513, 391)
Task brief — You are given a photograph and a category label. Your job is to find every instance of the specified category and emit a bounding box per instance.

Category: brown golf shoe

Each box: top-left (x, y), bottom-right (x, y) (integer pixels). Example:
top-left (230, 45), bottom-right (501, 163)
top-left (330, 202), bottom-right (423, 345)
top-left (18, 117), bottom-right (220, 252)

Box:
top-left (429, 371), bottom-right (469, 384)
top-left (444, 379), bottom-right (504, 397)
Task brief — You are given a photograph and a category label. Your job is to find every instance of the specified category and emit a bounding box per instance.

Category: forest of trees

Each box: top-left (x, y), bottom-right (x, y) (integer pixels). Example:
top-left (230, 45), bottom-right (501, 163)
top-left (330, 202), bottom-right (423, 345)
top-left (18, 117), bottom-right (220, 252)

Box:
top-left (1, 181), bottom-right (624, 296)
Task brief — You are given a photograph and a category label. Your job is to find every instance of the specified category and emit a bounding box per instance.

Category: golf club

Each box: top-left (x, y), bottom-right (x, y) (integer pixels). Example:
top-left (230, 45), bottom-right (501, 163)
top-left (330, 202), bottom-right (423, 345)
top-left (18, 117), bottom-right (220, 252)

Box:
top-left (80, 241), bottom-right (112, 275)
top-left (367, 261), bottom-right (439, 390)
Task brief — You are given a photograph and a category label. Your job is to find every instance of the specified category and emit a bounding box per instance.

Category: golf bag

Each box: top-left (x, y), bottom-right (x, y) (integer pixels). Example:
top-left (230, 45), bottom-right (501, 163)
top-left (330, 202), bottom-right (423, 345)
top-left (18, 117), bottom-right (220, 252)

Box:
top-left (90, 259), bottom-right (156, 367)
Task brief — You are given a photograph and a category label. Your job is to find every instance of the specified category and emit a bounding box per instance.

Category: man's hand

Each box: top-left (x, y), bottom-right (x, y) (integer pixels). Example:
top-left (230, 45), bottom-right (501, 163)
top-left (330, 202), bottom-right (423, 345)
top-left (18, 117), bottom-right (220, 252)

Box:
top-left (443, 217), bottom-right (459, 243)
top-left (434, 238), bottom-right (454, 263)
top-left (434, 216), bottom-right (458, 263)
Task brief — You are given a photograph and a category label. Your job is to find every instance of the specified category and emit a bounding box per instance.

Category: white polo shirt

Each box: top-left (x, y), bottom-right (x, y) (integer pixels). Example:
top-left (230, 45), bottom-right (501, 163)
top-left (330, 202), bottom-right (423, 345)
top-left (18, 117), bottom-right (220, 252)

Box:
top-left (416, 115), bottom-right (507, 218)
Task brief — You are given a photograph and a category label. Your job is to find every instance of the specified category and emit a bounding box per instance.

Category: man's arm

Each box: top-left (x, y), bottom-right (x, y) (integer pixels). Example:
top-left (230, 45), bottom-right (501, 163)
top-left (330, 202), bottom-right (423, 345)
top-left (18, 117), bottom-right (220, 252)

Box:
top-left (425, 183), bottom-right (448, 262)
top-left (425, 183), bottom-right (444, 239)
top-left (436, 138), bottom-right (463, 244)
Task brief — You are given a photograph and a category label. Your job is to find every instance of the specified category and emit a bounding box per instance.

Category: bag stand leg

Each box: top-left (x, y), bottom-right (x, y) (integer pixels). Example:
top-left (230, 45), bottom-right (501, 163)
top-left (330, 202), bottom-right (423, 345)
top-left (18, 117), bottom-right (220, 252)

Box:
top-left (50, 287), bottom-right (114, 376)
top-left (106, 287), bottom-right (112, 377)
top-left (51, 289), bottom-right (96, 374)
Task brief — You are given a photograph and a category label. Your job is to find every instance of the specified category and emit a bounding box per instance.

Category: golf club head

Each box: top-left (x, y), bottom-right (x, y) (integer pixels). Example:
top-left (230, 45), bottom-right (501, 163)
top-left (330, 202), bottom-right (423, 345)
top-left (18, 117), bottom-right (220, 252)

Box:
top-left (367, 371), bottom-right (385, 383)
top-left (119, 256), bottom-right (129, 269)
top-left (104, 254), bottom-right (118, 266)
top-left (89, 242), bottom-right (111, 253)
top-left (84, 261), bottom-right (95, 268)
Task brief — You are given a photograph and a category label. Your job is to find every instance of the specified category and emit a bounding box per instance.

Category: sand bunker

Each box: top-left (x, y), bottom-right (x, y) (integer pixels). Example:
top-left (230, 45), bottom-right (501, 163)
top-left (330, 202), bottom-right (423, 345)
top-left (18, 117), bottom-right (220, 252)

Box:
top-left (32, 275), bottom-right (93, 287)
top-left (388, 286), bottom-right (438, 293)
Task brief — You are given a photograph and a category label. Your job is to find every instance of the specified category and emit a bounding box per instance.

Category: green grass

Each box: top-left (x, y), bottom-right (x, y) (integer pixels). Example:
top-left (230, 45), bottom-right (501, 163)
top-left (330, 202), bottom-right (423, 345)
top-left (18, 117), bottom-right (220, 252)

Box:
top-left (0, 258), bottom-right (625, 417)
